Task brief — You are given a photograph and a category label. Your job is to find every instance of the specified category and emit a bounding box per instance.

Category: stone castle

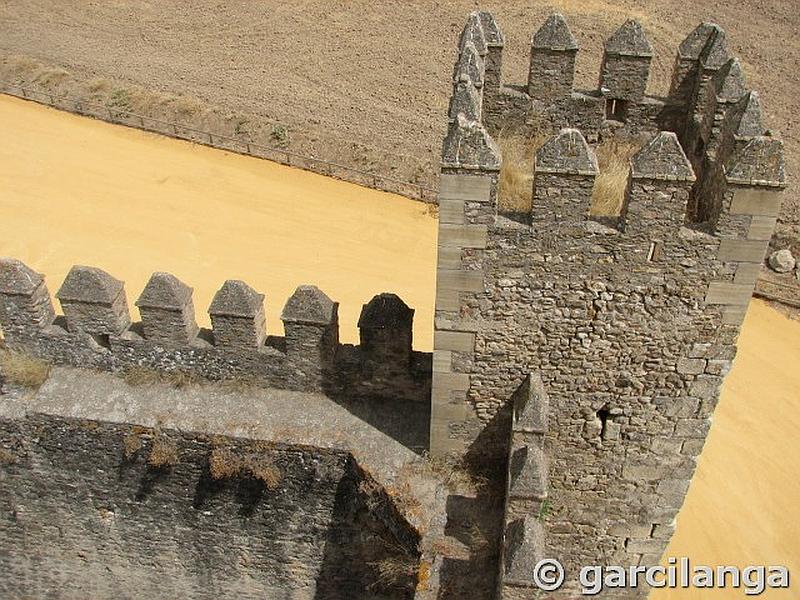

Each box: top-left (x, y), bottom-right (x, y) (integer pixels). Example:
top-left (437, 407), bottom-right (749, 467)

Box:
top-left (0, 10), bottom-right (786, 600)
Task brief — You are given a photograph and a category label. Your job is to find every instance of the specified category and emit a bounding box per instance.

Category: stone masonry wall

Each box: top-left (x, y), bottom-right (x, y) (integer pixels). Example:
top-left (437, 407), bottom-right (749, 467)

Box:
top-left (435, 133), bottom-right (783, 600)
top-left (0, 413), bottom-right (420, 600)
top-left (0, 263), bottom-right (432, 407)
top-left (434, 11), bottom-right (785, 599)
top-left (481, 13), bottom-right (670, 142)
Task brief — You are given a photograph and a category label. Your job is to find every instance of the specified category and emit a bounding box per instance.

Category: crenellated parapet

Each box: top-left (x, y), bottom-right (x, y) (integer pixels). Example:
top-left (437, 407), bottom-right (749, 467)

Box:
top-left (479, 11), bottom-right (667, 138)
top-left (528, 14), bottom-right (578, 104)
top-left (496, 374), bottom-right (550, 598)
top-left (436, 17), bottom-right (786, 592)
top-left (57, 265), bottom-right (131, 337)
top-left (0, 260), bottom-right (430, 402)
top-left (0, 259), bottom-right (55, 339)
top-left (136, 272), bottom-right (199, 346)
top-left (599, 19), bottom-right (654, 103)
top-left (532, 128), bottom-right (598, 224)
top-left (358, 293), bottom-right (414, 376)
top-left (470, 9), bottom-right (773, 167)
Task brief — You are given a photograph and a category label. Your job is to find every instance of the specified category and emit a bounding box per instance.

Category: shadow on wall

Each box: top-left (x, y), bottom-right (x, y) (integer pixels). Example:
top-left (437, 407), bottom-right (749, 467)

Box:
top-left (315, 461), bottom-right (421, 600)
top-left (0, 415), bottom-right (422, 600)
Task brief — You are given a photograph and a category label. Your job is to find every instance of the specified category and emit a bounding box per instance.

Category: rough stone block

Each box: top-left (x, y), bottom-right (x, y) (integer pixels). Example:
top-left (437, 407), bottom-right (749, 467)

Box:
top-left (57, 265), bottom-right (131, 336)
top-left (705, 281), bottom-right (755, 306)
top-left (626, 538), bottom-right (665, 555)
top-left (440, 173), bottom-right (493, 203)
top-left (676, 357), bottom-right (705, 375)
top-left (437, 246), bottom-right (463, 270)
top-left (438, 224), bottom-right (489, 249)
top-left (434, 330), bottom-right (475, 353)
top-left (210, 280), bottom-right (266, 350)
top-left (503, 518), bottom-right (544, 584)
top-left (508, 444), bottom-right (547, 500)
top-left (439, 195), bottom-right (465, 225)
top-left (513, 374), bottom-right (549, 434)
top-left (747, 215), bottom-right (777, 240)
top-left (717, 239), bottom-right (768, 263)
top-left (674, 418), bottom-right (711, 438)
top-left (136, 272), bottom-right (199, 346)
top-left (733, 263), bottom-right (761, 285)
top-left (729, 187), bottom-right (783, 217)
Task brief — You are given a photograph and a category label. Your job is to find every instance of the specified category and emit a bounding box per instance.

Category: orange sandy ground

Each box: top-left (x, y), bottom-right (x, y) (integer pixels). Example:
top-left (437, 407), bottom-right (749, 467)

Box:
top-left (0, 94), bottom-right (438, 349)
top-left (653, 299), bottom-right (800, 598)
top-left (1, 94), bottom-right (798, 598)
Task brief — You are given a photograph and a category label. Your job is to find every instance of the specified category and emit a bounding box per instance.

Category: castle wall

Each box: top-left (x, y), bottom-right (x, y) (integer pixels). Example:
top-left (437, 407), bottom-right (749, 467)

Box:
top-left (0, 414), bottom-right (419, 600)
top-left (434, 138), bottom-right (782, 599)
top-left (480, 14), bottom-right (669, 142)
top-left (0, 264), bottom-right (432, 408)
top-left (599, 56), bottom-right (650, 102)
top-left (434, 12), bottom-right (785, 598)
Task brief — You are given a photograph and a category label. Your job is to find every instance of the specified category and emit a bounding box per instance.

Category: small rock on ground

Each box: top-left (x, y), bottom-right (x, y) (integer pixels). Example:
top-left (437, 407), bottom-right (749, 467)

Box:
top-left (768, 249), bottom-right (796, 273)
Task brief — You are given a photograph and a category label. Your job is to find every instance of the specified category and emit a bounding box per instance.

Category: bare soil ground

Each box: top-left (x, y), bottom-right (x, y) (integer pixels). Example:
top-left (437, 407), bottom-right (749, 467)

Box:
top-left (0, 95), bottom-right (438, 350)
top-left (0, 0), bottom-right (797, 247)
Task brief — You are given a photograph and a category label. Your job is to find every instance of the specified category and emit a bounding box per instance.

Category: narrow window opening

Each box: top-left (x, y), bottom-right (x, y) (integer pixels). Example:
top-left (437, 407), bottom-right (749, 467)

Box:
top-left (89, 333), bottom-right (111, 351)
top-left (647, 241), bottom-right (663, 262)
top-left (606, 98), bottom-right (628, 123)
top-left (605, 98), bottom-right (628, 123)
top-left (597, 406), bottom-right (611, 439)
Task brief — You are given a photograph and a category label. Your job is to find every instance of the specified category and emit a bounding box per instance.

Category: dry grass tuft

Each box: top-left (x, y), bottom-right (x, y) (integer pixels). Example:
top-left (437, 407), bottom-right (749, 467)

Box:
top-left (0, 349), bottom-right (50, 388)
top-left (386, 479), bottom-right (423, 519)
top-left (208, 447), bottom-right (282, 489)
top-left (123, 367), bottom-right (200, 389)
top-left (209, 447), bottom-right (241, 479)
top-left (31, 66), bottom-right (69, 87)
top-left (496, 130), bottom-right (547, 214)
top-left (147, 436), bottom-right (179, 467)
top-left (370, 556), bottom-right (418, 588)
top-left (246, 456), bottom-right (282, 490)
top-left (411, 452), bottom-right (487, 495)
top-left (590, 138), bottom-right (639, 217)
top-left (87, 77), bottom-right (112, 94)
top-left (0, 448), bottom-right (17, 465)
top-left (122, 433), bottom-right (142, 459)
top-left (171, 94), bottom-right (205, 117)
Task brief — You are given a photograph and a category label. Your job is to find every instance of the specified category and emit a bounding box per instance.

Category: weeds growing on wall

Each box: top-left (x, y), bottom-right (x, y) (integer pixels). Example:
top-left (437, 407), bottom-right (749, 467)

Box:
top-left (0, 349), bottom-right (50, 388)
top-left (122, 432), bottom-right (142, 459)
top-left (496, 130), bottom-right (547, 215)
top-left (147, 435), bottom-right (179, 467)
top-left (590, 138), bottom-right (640, 217)
top-left (497, 131), bottom-right (639, 219)
top-left (369, 556), bottom-right (418, 589)
top-left (208, 446), bottom-right (282, 489)
top-left (123, 366), bottom-right (200, 389)
top-left (0, 448), bottom-right (17, 465)
top-left (413, 451), bottom-right (487, 496)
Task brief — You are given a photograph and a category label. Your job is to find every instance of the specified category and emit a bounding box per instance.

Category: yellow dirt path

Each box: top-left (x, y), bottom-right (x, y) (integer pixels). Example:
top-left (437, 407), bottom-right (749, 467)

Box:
top-left (653, 300), bottom-right (800, 598)
top-left (0, 95), bottom-right (437, 349)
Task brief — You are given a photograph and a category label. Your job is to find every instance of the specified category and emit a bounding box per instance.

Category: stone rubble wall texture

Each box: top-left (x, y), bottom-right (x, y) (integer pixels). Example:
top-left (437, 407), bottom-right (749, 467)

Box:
top-left (0, 263), bottom-right (432, 406)
top-left (0, 414), bottom-right (420, 600)
top-left (433, 11), bottom-right (785, 599)
top-left (0, 9), bottom-right (788, 600)
top-left (479, 12), bottom-right (718, 143)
